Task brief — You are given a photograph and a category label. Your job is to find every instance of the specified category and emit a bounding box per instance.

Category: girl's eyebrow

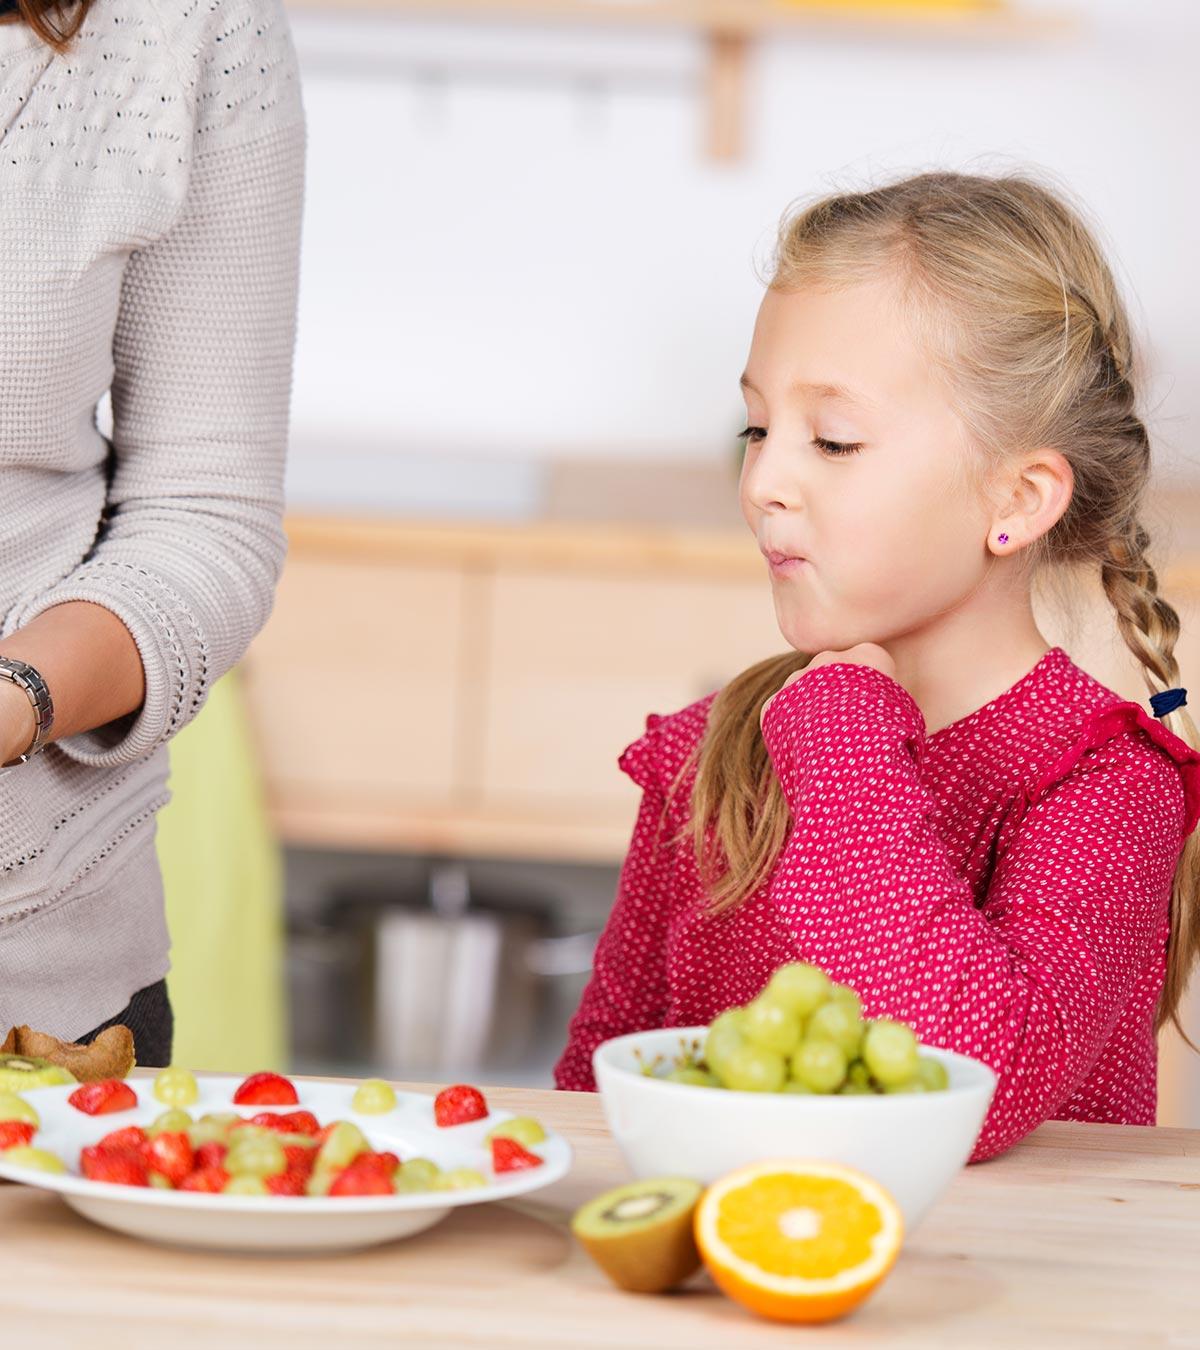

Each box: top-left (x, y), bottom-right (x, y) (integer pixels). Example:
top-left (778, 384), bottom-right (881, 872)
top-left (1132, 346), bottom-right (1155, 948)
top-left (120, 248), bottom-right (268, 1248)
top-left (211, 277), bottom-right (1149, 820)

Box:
top-left (739, 372), bottom-right (877, 411)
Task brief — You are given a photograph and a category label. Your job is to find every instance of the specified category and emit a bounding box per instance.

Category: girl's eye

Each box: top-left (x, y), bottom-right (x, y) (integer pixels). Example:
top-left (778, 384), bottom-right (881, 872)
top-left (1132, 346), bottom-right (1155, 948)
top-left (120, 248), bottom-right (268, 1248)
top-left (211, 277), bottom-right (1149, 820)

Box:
top-left (813, 435), bottom-right (864, 457)
top-left (736, 427), bottom-right (864, 457)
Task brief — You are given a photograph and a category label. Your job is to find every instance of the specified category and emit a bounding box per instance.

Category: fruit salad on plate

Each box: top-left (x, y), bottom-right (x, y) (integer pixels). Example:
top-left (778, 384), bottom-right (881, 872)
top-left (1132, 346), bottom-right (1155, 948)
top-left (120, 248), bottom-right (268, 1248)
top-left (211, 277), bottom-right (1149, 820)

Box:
top-left (0, 1068), bottom-right (572, 1254)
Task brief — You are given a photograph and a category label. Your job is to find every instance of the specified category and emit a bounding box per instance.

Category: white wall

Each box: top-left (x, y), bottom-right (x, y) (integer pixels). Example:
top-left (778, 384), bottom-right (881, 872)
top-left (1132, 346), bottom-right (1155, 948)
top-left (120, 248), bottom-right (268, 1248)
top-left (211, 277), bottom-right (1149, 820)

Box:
top-left (286, 0), bottom-right (1200, 507)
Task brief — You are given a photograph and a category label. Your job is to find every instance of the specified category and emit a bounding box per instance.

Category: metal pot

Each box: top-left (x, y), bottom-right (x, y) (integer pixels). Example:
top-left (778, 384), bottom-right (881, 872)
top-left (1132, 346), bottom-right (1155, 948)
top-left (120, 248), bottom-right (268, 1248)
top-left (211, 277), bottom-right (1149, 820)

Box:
top-left (315, 863), bottom-right (596, 1080)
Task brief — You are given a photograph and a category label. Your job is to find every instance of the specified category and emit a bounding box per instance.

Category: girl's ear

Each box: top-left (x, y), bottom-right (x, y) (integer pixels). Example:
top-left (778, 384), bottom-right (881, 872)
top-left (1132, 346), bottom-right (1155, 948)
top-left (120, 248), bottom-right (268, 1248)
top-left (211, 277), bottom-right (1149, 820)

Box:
top-left (990, 448), bottom-right (1074, 552)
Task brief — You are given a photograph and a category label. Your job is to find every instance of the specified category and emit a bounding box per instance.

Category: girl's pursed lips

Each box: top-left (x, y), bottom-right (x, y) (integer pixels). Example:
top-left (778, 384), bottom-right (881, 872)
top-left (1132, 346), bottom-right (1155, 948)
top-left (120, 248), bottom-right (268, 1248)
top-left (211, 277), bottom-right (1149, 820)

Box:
top-left (761, 546), bottom-right (809, 572)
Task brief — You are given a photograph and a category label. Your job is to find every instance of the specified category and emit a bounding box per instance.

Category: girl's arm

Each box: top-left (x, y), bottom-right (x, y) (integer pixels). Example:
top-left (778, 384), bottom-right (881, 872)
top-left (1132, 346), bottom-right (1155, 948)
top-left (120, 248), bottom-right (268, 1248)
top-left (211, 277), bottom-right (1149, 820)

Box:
top-left (553, 778), bottom-right (676, 1092)
top-left (760, 662), bottom-right (1199, 1161)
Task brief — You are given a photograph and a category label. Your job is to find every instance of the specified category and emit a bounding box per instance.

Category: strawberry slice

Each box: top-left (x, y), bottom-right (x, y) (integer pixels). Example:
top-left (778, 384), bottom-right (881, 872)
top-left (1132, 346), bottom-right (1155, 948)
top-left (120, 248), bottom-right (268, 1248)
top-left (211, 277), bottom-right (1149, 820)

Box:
top-left (283, 1144), bottom-right (316, 1176)
top-left (265, 1169), bottom-right (306, 1196)
top-left (434, 1084), bottom-right (488, 1127)
top-left (143, 1131), bottom-right (194, 1186)
top-left (232, 1072), bottom-right (299, 1106)
top-left (491, 1136), bottom-right (543, 1174)
top-left (95, 1126), bottom-right (148, 1154)
top-left (194, 1141), bottom-right (228, 1171)
top-left (281, 1109), bottom-right (320, 1136)
top-left (0, 1120), bottom-right (35, 1150)
top-left (81, 1144), bottom-right (148, 1186)
top-left (68, 1079), bottom-right (138, 1116)
top-left (249, 1109), bottom-right (320, 1136)
top-left (179, 1165), bottom-right (230, 1193)
top-left (328, 1156), bottom-right (395, 1196)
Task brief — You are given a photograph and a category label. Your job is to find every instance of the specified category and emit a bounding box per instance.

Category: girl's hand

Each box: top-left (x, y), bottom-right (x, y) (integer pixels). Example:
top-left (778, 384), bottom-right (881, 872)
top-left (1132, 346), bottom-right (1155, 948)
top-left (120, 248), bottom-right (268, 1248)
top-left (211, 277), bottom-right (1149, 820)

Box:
top-left (761, 643), bottom-right (897, 729)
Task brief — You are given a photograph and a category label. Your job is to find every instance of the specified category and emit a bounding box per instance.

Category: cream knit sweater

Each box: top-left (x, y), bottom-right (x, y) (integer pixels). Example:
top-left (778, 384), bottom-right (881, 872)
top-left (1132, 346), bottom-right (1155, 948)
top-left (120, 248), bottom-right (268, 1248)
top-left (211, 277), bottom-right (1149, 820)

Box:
top-left (0, 0), bottom-right (305, 1037)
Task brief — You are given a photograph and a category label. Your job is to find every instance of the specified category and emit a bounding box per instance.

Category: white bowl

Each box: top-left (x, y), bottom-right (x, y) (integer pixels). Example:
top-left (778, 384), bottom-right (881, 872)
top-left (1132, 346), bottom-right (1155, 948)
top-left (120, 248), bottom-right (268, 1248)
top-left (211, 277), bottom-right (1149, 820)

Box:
top-left (0, 1075), bottom-right (571, 1253)
top-left (594, 1027), bottom-right (995, 1229)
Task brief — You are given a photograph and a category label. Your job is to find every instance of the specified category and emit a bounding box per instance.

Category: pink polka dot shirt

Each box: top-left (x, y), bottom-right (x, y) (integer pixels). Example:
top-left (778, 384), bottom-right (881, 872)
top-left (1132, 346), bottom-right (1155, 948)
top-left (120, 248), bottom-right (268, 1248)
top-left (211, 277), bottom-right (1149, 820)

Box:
top-left (554, 647), bottom-right (1200, 1161)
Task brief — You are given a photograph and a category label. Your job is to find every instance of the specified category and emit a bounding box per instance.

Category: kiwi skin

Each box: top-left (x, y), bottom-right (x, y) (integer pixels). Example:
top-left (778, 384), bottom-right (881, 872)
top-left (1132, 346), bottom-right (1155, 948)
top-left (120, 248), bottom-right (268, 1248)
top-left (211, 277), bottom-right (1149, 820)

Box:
top-left (571, 1177), bottom-right (704, 1293)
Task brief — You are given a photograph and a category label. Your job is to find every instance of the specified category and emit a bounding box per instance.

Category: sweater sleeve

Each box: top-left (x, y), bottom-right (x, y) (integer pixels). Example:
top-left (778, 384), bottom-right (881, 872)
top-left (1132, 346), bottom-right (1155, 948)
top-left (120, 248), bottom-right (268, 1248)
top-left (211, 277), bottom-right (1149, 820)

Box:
top-left (759, 662), bottom-right (1199, 1161)
top-left (554, 718), bottom-right (676, 1092)
top-left (4, 0), bottom-right (305, 767)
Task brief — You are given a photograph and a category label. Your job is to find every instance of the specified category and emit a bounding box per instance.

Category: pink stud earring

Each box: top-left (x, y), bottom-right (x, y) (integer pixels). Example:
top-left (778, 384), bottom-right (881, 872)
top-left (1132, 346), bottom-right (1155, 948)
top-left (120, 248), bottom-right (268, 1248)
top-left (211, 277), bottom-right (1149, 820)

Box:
top-left (997, 533), bottom-right (1009, 545)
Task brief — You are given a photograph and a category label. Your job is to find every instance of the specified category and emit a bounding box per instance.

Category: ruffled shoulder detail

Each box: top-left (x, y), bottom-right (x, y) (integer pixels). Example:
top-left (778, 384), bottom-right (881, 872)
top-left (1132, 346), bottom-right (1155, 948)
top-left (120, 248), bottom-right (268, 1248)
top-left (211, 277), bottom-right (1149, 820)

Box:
top-left (617, 693), bottom-right (718, 794)
top-left (1024, 700), bottom-right (1200, 838)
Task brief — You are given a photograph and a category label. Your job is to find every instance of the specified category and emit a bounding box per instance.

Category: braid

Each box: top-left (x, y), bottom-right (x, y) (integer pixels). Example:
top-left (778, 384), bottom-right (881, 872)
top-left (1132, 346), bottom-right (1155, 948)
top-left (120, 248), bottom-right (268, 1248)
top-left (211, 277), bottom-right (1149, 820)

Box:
top-left (1099, 517), bottom-right (1182, 696)
top-left (1097, 510), bottom-right (1200, 1046)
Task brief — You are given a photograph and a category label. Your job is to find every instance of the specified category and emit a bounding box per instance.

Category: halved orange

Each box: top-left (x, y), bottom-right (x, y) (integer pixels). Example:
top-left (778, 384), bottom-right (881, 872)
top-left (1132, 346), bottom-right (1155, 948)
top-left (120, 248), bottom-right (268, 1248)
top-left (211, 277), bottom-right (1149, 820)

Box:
top-left (694, 1159), bottom-right (903, 1323)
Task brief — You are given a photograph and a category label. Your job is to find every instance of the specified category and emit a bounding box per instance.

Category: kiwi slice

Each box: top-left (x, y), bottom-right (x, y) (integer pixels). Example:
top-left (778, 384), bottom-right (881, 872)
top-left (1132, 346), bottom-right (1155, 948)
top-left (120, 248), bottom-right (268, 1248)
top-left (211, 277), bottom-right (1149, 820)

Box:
top-left (571, 1177), bottom-right (704, 1293)
top-left (0, 1054), bottom-right (76, 1093)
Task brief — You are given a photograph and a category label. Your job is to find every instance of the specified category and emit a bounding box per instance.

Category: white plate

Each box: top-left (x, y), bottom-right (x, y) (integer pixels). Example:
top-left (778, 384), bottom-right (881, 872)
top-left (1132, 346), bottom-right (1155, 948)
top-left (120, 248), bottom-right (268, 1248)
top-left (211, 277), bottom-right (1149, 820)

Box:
top-left (0, 1075), bottom-right (572, 1253)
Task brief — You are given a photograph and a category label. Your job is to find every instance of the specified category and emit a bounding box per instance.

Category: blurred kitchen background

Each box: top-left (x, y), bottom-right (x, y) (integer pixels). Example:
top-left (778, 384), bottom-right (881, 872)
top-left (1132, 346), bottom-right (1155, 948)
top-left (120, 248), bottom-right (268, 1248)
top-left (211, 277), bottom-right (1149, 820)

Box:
top-left (154, 0), bottom-right (1200, 1125)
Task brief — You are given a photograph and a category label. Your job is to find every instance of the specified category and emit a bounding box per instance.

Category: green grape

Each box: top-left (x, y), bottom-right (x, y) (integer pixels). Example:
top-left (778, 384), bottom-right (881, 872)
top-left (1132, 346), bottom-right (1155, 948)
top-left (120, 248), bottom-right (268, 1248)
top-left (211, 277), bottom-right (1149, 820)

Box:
top-left (228, 1123), bottom-right (271, 1142)
top-left (306, 1168), bottom-right (336, 1197)
top-left (720, 1042), bottom-right (786, 1093)
top-left (845, 1060), bottom-right (872, 1091)
top-left (352, 1078), bottom-right (397, 1115)
top-left (153, 1066), bottom-right (199, 1108)
top-left (224, 1175), bottom-right (269, 1196)
top-left (741, 997), bottom-right (802, 1056)
top-left (703, 1015), bottom-right (746, 1079)
top-left (395, 1158), bottom-right (441, 1192)
top-left (149, 1173), bottom-right (175, 1190)
top-left (829, 984), bottom-right (863, 1018)
top-left (275, 1131), bottom-right (318, 1149)
top-left (764, 963), bottom-right (830, 1018)
top-left (487, 1116), bottom-right (549, 1145)
top-left (664, 1068), bottom-right (720, 1088)
top-left (883, 1077), bottom-right (927, 1094)
top-left (805, 1000), bottom-right (864, 1059)
top-left (1, 1146), bottom-right (66, 1173)
top-left (148, 1108), bottom-right (193, 1138)
top-left (436, 1167), bottom-right (488, 1191)
top-left (916, 1056), bottom-right (950, 1092)
top-left (838, 1081), bottom-right (873, 1095)
top-left (315, 1120), bottom-right (368, 1172)
top-left (781, 1080), bottom-right (813, 1094)
top-left (0, 1092), bottom-right (39, 1127)
top-left (862, 1019), bottom-right (920, 1088)
top-left (225, 1134), bottom-right (287, 1178)
top-left (187, 1112), bottom-right (240, 1148)
top-left (790, 1039), bottom-right (847, 1094)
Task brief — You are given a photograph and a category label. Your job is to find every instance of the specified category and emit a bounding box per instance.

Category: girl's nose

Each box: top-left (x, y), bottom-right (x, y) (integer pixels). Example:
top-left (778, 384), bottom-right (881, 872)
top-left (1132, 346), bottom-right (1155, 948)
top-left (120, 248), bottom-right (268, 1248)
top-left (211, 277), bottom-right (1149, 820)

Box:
top-left (744, 436), bottom-right (800, 514)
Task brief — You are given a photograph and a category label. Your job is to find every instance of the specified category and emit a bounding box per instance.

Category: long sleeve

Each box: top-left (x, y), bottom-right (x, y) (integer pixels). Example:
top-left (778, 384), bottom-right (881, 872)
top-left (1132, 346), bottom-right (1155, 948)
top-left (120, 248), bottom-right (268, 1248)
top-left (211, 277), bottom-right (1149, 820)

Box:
top-left (4, 0), bottom-right (305, 768)
top-left (759, 662), bottom-right (1198, 1161)
top-left (554, 725), bottom-right (678, 1092)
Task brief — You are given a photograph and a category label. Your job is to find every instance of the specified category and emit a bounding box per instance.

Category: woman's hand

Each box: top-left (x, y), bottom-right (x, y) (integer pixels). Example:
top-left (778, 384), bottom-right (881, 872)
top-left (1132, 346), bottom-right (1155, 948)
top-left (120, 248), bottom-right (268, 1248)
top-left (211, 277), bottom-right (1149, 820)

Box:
top-left (761, 642), bottom-right (897, 729)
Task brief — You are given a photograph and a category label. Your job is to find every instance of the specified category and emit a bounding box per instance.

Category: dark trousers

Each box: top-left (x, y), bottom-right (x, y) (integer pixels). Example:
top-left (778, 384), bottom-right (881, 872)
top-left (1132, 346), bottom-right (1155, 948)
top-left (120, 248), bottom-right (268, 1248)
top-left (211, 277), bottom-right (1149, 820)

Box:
top-left (77, 979), bottom-right (174, 1069)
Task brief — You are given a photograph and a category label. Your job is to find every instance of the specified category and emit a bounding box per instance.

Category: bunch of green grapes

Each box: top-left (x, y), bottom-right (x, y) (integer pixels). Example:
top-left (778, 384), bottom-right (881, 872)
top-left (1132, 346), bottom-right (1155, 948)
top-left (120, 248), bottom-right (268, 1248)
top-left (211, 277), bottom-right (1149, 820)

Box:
top-left (671, 963), bottom-right (949, 1096)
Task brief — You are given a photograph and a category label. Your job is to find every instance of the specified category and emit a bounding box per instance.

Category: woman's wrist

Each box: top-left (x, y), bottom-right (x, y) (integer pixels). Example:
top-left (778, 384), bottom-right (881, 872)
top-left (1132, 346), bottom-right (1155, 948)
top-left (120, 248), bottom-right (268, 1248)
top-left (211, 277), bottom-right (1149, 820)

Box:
top-left (0, 675), bottom-right (38, 766)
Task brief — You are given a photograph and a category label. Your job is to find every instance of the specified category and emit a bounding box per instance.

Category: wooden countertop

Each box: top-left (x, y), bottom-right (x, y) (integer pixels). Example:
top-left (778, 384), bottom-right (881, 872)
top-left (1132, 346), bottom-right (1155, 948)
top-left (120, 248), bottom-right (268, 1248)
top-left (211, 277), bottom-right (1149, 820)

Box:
top-left (3, 1078), bottom-right (1198, 1347)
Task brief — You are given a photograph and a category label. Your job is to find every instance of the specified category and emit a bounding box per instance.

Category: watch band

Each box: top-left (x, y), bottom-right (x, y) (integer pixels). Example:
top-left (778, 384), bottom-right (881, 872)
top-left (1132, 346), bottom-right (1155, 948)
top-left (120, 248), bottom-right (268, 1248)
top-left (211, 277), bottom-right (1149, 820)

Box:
top-left (0, 656), bottom-right (55, 767)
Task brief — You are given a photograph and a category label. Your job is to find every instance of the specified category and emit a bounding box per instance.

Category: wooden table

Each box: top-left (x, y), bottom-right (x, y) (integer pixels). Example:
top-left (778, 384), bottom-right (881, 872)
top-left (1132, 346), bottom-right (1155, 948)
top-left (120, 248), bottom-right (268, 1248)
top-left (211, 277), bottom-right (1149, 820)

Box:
top-left (4, 1080), bottom-right (1199, 1348)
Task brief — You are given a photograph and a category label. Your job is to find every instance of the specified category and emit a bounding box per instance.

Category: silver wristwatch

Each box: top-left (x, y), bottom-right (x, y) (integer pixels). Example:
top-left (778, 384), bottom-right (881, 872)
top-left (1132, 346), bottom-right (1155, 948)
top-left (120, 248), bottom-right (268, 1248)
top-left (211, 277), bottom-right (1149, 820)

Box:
top-left (0, 656), bottom-right (55, 767)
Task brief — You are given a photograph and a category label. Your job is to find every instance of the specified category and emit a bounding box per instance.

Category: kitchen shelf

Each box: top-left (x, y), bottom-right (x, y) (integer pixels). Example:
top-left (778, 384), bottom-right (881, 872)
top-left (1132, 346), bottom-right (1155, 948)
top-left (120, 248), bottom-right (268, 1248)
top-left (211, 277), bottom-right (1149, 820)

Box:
top-left (286, 0), bottom-right (1081, 160)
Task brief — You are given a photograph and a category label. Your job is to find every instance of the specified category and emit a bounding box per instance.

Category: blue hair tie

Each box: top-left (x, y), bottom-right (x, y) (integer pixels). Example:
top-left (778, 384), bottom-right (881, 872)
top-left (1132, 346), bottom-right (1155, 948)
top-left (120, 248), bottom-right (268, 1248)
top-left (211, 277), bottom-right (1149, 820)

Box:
top-left (1149, 687), bottom-right (1188, 718)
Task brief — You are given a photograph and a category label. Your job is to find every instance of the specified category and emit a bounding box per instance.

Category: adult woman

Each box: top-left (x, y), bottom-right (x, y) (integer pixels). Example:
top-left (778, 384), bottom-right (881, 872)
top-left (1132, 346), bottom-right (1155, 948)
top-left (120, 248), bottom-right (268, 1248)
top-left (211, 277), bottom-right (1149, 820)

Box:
top-left (0, 0), bottom-right (305, 1064)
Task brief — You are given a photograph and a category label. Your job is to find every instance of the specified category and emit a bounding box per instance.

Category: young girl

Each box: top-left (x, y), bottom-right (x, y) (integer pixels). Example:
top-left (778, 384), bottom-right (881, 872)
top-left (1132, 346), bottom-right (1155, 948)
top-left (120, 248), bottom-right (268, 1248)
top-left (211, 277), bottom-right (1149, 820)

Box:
top-left (553, 171), bottom-right (1200, 1162)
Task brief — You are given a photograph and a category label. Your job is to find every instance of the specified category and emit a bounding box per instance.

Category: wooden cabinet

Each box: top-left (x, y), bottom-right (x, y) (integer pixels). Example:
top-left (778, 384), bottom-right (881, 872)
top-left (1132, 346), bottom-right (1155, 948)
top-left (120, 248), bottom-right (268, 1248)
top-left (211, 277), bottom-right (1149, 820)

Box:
top-left (241, 518), bottom-right (781, 860)
top-left (479, 570), bottom-right (778, 814)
